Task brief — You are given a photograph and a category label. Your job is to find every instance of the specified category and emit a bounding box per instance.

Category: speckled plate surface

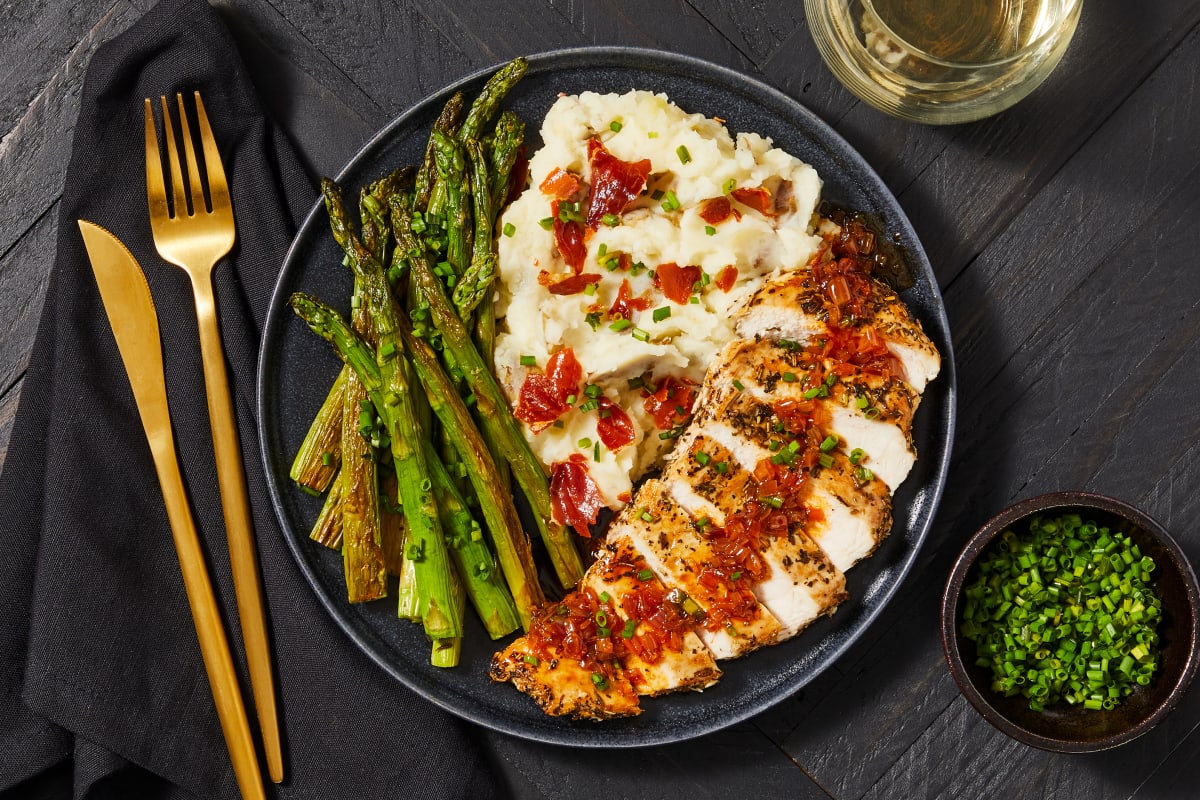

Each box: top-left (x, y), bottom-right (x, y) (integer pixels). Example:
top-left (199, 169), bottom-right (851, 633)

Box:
top-left (257, 47), bottom-right (957, 747)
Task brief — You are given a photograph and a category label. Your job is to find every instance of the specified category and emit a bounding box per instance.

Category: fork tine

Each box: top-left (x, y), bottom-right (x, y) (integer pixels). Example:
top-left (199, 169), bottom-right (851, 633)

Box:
top-left (193, 92), bottom-right (231, 213)
top-left (159, 96), bottom-right (189, 219)
top-left (144, 99), bottom-right (170, 222)
top-left (174, 92), bottom-right (207, 216)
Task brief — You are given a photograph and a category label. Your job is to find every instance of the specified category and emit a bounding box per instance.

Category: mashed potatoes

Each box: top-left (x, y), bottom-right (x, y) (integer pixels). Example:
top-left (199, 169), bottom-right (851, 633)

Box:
top-left (494, 90), bottom-right (823, 512)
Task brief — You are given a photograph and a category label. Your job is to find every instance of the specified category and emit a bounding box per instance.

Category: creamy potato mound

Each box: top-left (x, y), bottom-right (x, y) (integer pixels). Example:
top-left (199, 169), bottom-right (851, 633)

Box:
top-left (494, 89), bottom-right (823, 510)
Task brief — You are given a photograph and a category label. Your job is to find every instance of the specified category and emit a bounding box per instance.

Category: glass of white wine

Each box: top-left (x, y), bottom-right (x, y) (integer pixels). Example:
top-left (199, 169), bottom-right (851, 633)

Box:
top-left (804, 0), bottom-right (1083, 124)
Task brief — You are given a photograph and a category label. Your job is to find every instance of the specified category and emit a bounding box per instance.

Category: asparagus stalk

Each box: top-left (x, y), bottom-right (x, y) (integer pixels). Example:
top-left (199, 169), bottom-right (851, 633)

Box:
top-left (392, 198), bottom-right (584, 589)
top-left (423, 440), bottom-right (520, 639)
top-left (403, 327), bottom-right (544, 628)
top-left (416, 91), bottom-right (465, 213)
top-left (319, 180), bottom-right (459, 641)
top-left (430, 573), bottom-right (465, 668)
top-left (289, 366), bottom-right (347, 492)
top-left (485, 110), bottom-right (526, 212)
top-left (339, 357), bottom-right (388, 603)
top-left (378, 467), bottom-right (407, 576)
top-left (309, 466), bottom-right (345, 549)
top-left (432, 130), bottom-right (471, 276)
top-left (452, 139), bottom-right (497, 320)
top-left (457, 57), bottom-right (528, 145)
top-left (290, 293), bottom-right (523, 639)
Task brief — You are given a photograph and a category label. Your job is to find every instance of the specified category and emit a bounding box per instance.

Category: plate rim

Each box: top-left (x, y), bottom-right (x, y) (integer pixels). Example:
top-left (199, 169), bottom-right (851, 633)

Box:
top-left (257, 44), bottom-right (958, 747)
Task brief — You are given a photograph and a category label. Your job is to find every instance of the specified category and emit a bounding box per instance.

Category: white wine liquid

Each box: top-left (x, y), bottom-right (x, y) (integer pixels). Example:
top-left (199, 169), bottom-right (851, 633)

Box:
top-left (864, 0), bottom-right (1064, 63)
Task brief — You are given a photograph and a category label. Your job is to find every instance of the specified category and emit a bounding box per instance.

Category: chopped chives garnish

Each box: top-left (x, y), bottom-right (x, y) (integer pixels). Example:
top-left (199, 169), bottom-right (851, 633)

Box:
top-left (622, 619), bottom-right (638, 638)
top-left (849, 447), bottom-right (865, 464)
top-left (610, 120), bottom-right (623, 132)
top-left (637, 568), bottom-right (654, 580)
top-left (820, 434), bottom-right (838, 452)
top-left (694, 451), bottom-right (711, 466)
top-left (817, 453), bottom-right (834, 469)
top-left (599, 591), bottom-right (611, 604)
top-left (732, 379), bottom-right (745, 391)
top-left (677, 145), bottom-right (692, 164)
top-left (502, 222), bottom-right (516, 237)
top-left (523, 654), bottom-right (540, 666)
top-left (661, 190), bottom-right (680, 212)
top-left (591, 673), bottom-right (609, 690)
top-left (578, 437), bottom-right (593, 449)
top-left (722, 178), bottom-right (736, 194)
top-left (782, 372), bottom-right (797, 382)
top-left (961, 513), bottom-right (1163, 713)
top-left (632, 327), bottom-right (651, 342)
top-left (652, 306), bottom-right (671, 323)
top-left (519, 354), bottom-right (537, 367)
top-left (609, 318), bottom-right (633, 332)
top-left (714, 461), bottom-right (729, 474)
top-left (584, 282), bottom-right (598, 296)
top-left (647, 131), bottom-right (659, 138)
top-left (602, 212), bottom-right (621, 227)
top-left (705, 225), bottom-right (717, 236)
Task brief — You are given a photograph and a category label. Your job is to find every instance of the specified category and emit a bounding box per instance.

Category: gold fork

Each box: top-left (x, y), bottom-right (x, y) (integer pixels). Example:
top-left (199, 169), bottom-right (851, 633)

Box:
top-left (145, 92), bottom-right (283, 784)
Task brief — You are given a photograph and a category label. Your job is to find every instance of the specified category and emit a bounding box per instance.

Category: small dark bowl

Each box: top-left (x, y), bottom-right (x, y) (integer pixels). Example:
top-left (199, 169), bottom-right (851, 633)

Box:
top-left (942, 492), bottom-right (1200, 752)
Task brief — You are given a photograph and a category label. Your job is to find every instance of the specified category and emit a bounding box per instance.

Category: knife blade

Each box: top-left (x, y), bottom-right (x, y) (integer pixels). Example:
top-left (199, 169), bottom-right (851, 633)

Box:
top-left (78, 219), bottom-right (265, 800)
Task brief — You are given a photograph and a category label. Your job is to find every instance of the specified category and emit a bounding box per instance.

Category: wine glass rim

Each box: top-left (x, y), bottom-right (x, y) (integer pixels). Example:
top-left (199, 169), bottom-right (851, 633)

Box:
top-left (859, 0), bottom-right (1082, 69)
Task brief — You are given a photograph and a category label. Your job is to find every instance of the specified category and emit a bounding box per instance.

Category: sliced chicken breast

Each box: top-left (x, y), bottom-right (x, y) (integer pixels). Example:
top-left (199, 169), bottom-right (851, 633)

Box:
top-left (662, 433), bottom-right (848, 639)
top-left (734, 268), bottom-right (940, 393)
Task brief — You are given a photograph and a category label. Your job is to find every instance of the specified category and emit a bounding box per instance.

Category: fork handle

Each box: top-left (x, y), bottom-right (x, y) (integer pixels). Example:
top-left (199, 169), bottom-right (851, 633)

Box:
top-left (190, 274), bottom-right (284, 783)
top-left (146, 431), bottom-right (265, 800)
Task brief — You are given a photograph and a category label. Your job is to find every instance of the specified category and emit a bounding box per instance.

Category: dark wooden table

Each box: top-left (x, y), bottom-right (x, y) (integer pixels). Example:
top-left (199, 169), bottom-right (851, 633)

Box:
top-left (4, 1), bottom-right (1200, 798)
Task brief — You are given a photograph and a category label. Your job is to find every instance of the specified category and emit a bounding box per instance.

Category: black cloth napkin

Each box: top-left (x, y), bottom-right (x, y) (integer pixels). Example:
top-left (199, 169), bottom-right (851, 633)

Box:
top-left (0, 0), bottom-right (502, 797)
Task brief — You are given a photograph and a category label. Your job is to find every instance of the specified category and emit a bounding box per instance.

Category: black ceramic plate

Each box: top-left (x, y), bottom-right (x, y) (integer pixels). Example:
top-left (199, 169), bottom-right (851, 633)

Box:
top-left (257, 47), bottom-right (957, 747)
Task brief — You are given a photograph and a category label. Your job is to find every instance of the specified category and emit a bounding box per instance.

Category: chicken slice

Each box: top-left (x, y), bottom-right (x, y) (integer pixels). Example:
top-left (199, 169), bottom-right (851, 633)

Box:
top-left (587, 534), bottom-right (722, 696)
top-left (734, 269), bottom-right (940, 393)
top-left (697, 338), bottom-right (919, 491)
top-left (661, 433), bottom-right (848, 639)
top-left (612, 479), bottom-right (784, 659)
top-left (488, 636), bottom-right (641, 720)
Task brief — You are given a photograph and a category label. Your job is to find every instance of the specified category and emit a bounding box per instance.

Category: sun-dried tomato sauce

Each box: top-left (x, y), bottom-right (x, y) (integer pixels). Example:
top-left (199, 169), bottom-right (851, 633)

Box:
top-left (608, 278), bottom-right (651, 320)
top-left (550, 454), bottom-right (604, 537)
top-left (654, 262), bottom-right (702, 305)
top-left (522, 557), bottom-right (694, 678)
top-left (806, 218), bottom-right (906, 379)
top-left (514, 348), bottom-right (582, 432)
top-left (640, 376), bottom-right (697, 431)
top-left (585, 137), bottom-right (651, 229)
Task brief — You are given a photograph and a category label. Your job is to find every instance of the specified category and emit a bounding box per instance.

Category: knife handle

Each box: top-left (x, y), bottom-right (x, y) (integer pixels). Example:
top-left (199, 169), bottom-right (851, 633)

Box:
top-left (190, 274), bottom-right (283, 783)
top-left (146, 431), bottom-right (265, 800)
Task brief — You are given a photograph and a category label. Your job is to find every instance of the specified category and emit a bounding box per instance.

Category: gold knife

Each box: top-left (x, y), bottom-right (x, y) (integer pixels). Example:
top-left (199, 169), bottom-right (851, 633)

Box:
top-left (78, 219), bottom-right (265, 800)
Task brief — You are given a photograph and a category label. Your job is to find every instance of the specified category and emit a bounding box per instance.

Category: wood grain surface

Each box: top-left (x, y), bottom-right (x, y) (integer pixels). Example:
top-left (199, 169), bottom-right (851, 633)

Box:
top-left (3, 1), bottom-right (1199, 798)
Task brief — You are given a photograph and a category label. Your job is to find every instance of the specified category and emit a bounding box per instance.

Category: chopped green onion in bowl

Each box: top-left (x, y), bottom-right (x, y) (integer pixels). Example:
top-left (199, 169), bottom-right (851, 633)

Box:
top-left (960, 513), bottom-right (1162, 712)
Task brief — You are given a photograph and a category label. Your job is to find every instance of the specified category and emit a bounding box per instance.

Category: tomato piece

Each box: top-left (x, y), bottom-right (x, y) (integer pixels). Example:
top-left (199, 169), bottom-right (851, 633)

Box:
top-left (715, 265), bottom-right (738, 292)
top-left (550, 454), bottom-right (604, 537)
top-left (547, 273), bottom-right (602, 296)
top-left (698, 195), bottom-right (739, 225)
top-left (641, 376), bottom-right (696, 430)
top-left (731, 186), bottom-right (775, 216)
top-left (551, 199), bottom-right (588, 274)
top-left (585, 137), bottom-right (651, 229)
top-left (539, 167), bottom-right (582, 200)
top-left (514, 348), bottom-right (582, 432)
top-left (595, 397), bottom-right (636, 451)
top-left (654, 261), bottom-right (702, 305)
top-left (607, 278), bottom-right (651, 320)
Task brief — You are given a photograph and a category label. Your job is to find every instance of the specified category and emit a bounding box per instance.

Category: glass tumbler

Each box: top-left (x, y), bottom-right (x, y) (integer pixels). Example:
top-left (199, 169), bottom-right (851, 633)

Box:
top-left (804, 0), bottom-right (1083, 124)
